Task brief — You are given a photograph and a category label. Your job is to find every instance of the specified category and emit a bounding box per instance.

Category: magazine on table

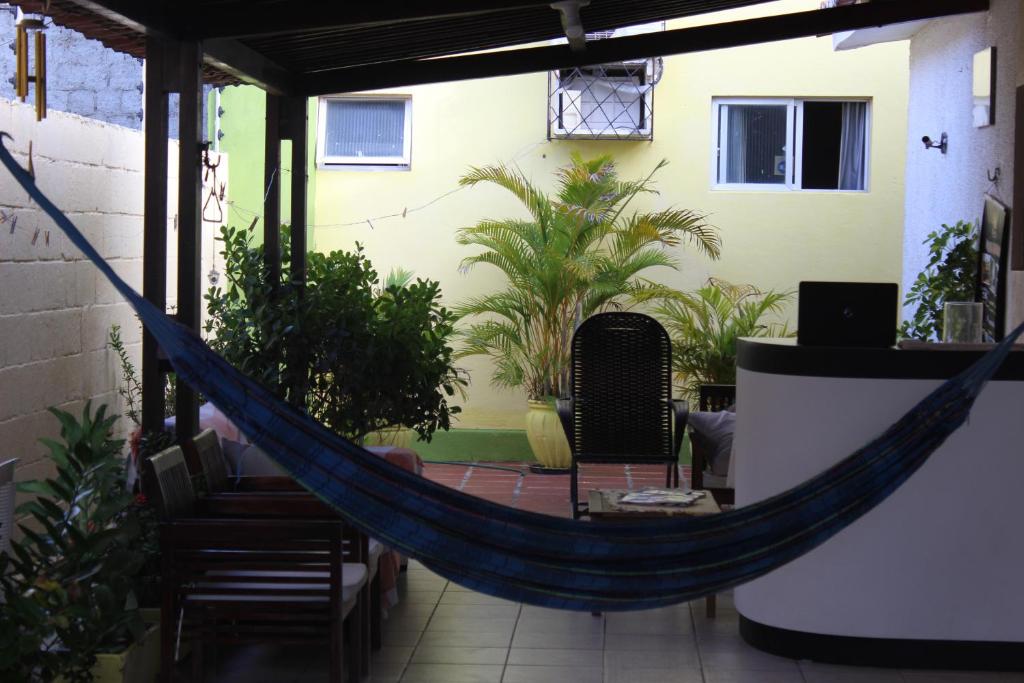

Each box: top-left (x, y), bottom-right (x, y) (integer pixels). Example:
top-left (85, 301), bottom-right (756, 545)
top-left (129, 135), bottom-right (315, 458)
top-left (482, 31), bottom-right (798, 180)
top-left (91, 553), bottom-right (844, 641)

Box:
top-left (619, 488), bottom-right (707, 506)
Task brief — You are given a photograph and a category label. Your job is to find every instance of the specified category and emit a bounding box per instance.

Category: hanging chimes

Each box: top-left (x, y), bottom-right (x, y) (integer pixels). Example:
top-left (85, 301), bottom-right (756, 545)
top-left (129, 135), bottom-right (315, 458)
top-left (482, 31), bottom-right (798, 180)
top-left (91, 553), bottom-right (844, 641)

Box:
top-left (14, 15), bottom-right (47, 121)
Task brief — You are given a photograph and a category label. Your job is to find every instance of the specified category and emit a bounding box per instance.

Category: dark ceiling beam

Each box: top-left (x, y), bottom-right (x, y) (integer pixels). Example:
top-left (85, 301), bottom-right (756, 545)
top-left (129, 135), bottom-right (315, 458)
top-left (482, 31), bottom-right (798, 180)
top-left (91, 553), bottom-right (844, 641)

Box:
top-left (61, 0), bottom-right (173, 36)
top-left (300, 0), bottom-right (988, 96)
top-left (203, 39), bottom-right (294, 96)
top-left (196, 0), bottom-right (557, 40)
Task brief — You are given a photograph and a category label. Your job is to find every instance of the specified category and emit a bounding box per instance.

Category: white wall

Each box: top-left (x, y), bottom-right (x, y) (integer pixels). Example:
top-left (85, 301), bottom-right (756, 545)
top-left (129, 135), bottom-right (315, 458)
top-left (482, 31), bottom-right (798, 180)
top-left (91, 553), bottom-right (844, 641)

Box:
top-left (903, 0), bottom-right (1022, 331)
top-left (0, 99), bottom-right (225, 493)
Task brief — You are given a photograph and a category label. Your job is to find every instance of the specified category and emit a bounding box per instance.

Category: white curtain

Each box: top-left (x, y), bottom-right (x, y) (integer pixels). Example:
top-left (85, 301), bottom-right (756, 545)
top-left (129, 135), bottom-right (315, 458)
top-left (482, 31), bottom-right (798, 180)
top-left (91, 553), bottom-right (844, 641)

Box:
top-left (725, 105), bottom-right (748, 184)
top-left (838, 102), bottom-right (867, 190)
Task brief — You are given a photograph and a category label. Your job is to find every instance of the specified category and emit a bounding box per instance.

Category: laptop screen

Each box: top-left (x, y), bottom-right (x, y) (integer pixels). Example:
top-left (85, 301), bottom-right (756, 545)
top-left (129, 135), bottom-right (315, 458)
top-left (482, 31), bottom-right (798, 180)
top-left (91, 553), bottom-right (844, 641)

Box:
top-left (797, 281), bottom-right (898, 348)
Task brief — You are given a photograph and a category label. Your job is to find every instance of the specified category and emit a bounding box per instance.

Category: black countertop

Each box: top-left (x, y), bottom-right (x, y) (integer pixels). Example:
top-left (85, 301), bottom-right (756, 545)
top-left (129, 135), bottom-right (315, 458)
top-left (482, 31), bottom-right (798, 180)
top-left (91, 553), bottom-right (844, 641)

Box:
top-left (737, 338), bottom-right (1024, 380)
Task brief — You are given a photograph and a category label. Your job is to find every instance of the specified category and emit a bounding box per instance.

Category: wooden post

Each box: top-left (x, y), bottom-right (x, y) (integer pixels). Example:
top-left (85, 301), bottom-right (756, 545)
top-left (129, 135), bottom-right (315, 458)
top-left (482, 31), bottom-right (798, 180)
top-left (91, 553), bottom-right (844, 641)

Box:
top-left (142, 36), bottom-right (168, 434)
top-left (174, 40), bottom-right (204, 441)
top-left (285, 95), bottom-right (308, 405)
top-left (264, 93), bottom-right (282, 286)
top-left (287, 95), bottom-right (307, 292)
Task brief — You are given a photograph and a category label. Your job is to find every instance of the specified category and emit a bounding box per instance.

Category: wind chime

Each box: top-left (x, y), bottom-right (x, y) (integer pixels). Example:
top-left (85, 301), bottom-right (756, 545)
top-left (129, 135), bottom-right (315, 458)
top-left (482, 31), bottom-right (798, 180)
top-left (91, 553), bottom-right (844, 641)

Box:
top-left (14, 13), bottom-right (47, 121)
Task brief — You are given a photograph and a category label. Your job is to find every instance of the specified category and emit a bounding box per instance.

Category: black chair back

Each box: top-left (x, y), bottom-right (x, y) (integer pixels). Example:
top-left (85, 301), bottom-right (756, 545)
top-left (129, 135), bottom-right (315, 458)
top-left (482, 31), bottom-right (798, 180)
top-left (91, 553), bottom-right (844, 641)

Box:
top-left (569, 312), bottom-right (674, 463)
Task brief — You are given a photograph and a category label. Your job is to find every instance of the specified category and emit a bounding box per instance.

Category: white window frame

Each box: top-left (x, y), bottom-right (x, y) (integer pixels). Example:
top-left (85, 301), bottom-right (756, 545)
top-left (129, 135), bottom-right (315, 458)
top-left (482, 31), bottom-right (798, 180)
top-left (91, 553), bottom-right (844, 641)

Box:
top-left (711, 97), bottom-right (871, 192)
top-left (317, 95), bottom-right (412, 169)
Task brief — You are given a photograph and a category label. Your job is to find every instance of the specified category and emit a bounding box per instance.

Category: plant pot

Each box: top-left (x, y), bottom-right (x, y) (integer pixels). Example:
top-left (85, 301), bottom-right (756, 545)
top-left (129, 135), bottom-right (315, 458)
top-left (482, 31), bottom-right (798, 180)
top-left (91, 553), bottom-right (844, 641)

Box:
top-left (56, 625), bottom-right (160, 683)
top-left (525, 400), bottom-right (571, 469)
top-left (364, 425), bottom-right (414, 449)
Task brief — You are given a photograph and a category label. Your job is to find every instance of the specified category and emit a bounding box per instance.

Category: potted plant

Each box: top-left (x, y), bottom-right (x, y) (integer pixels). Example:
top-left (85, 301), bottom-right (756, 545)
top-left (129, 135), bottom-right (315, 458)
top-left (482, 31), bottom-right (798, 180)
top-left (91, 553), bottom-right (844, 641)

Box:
top-left (899, 220), bottom-right (978, 341)
top-left (654, 278), bottom-right (794, 403)
top-left (0, 403), bottom-right (159, 683)
top-left (454, 154), bottom-right (719, 469)
top-left (205, 225), bottom-right (466, 444)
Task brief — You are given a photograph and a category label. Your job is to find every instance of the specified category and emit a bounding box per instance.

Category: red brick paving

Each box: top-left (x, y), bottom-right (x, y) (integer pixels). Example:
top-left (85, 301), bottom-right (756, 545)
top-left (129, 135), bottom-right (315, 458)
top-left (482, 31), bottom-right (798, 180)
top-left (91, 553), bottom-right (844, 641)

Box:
top-left (421, 462), bottom-right (691, 518)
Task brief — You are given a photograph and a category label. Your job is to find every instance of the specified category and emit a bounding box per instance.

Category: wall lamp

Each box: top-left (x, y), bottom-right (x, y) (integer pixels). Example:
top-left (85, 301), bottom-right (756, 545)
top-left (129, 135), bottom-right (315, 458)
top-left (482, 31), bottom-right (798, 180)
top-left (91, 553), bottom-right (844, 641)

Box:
top-left (921, 133), bottom-right (948, 154)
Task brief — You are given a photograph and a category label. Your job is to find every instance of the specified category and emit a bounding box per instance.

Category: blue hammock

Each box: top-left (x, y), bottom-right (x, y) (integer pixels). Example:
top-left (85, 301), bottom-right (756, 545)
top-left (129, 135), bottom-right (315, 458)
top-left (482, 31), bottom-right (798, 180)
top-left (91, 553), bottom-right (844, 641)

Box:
top-left (2, 135), bottom-right (1020, 612)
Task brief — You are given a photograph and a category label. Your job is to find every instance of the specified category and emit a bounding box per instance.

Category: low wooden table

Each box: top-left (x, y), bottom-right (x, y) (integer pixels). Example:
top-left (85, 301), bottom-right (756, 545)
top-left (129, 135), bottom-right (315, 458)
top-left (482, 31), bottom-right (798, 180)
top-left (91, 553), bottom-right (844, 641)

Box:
top-left (587, 488), bottom-right (722, 617)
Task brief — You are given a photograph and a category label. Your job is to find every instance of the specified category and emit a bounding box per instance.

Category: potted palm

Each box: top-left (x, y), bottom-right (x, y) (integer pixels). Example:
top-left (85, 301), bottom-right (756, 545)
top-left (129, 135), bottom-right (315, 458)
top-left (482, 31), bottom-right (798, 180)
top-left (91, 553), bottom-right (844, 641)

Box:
top-left (654, 278), bottom-right (794, 402)
top-left (455, 154), bottom-right (720, 469)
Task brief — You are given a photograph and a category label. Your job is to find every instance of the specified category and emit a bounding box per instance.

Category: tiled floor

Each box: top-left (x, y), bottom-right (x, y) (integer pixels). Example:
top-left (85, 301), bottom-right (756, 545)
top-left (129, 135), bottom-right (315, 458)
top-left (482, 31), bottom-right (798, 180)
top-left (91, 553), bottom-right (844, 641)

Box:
top-left (206, 560), bottom-right (1024, 682)
top-left (194, 465), bottom-right (1023, 682)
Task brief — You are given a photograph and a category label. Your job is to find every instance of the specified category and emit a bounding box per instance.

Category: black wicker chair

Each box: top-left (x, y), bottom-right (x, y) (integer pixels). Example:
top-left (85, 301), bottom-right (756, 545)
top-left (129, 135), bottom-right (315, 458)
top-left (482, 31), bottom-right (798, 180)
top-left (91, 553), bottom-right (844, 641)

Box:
top-left (690, 383), bottom-right (737, 506)
top-left (556, 312), bottom-right (689, 519)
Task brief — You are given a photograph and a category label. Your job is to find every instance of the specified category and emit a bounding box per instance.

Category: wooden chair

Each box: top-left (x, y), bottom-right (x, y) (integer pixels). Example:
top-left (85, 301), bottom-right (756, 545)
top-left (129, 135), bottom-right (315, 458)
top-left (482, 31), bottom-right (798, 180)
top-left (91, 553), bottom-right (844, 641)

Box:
top-left (690, 384), bottom-right (736, 506)
top-left (0, 458), bottom-right (17, 559)
top-left (148, 446), bottom-right (367, 683)
top-left (556, 313), bottom-right (689, 519)
top-left (188, 428), bottom-right (385, 661)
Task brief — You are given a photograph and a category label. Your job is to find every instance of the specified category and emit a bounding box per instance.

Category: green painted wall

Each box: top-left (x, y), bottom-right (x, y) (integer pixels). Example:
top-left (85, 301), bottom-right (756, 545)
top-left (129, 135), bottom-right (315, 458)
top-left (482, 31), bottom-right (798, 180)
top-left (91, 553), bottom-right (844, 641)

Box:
top-left (212, 86), bottom-right (318, 245)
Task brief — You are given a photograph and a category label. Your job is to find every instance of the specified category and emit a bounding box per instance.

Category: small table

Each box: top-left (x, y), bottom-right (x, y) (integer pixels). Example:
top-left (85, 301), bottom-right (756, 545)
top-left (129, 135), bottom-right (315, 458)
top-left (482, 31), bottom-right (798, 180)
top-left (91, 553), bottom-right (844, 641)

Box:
top-left (587, 488), bottom-right (722, 617)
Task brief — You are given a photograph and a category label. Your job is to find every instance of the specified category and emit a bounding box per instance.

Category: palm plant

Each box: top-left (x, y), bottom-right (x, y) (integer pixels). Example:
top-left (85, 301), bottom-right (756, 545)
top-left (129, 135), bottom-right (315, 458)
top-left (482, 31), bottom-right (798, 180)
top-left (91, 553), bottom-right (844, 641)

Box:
top-left (655, 279), bottom-right (794, 402)
top-left (455, 153), bottom-right (720, 400)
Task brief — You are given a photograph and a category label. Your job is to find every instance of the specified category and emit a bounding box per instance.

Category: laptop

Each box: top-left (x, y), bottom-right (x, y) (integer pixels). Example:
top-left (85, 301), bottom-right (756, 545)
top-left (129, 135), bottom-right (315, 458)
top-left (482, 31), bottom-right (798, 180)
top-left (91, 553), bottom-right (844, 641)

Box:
top-left (798, 281), bottom-right (899, 348)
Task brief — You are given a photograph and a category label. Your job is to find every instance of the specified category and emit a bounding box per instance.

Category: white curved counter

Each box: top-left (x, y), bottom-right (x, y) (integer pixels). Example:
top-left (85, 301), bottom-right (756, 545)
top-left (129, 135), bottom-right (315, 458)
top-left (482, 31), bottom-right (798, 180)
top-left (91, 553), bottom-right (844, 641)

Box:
top-left (733, 338), bottom-right (1024, 669)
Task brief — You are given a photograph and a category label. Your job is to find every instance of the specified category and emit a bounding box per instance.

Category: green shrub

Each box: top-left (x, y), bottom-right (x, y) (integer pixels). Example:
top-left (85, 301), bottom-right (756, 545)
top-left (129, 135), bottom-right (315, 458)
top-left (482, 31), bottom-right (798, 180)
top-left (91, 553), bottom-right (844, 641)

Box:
top-left (205, 225), bottom-right (465, 441)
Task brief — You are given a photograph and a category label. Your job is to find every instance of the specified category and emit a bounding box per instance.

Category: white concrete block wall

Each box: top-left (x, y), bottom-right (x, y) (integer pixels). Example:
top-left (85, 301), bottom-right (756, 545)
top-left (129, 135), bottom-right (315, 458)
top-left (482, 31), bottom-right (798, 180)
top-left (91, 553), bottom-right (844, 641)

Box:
top-left (0, 99), bottom-right (187, 495)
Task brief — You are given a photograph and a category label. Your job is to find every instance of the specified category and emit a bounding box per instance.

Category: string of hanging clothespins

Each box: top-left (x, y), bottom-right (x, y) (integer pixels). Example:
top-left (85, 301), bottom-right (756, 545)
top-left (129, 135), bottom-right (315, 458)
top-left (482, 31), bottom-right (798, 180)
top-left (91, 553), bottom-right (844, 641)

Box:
top-left (229, 137), bottom-right (551, 232)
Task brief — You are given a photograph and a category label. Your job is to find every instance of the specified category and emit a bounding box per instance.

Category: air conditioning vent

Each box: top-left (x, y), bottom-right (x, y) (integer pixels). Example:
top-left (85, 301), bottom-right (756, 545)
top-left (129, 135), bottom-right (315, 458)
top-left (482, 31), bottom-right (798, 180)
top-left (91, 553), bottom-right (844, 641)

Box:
top-left (547, 23), bottom-right (663, 141)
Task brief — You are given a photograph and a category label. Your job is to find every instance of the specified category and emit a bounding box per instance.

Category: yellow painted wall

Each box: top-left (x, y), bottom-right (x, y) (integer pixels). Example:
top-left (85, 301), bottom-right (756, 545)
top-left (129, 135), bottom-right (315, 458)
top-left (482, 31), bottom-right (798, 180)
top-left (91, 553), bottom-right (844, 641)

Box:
top-left (311, 1), bottom-right (909, 429)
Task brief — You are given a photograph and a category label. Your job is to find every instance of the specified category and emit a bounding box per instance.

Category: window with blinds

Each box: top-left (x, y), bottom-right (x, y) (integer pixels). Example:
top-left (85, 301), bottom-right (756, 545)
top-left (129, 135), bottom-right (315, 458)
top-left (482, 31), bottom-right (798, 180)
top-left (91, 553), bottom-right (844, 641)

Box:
top-left (317, 96), bottom-right (412, 168)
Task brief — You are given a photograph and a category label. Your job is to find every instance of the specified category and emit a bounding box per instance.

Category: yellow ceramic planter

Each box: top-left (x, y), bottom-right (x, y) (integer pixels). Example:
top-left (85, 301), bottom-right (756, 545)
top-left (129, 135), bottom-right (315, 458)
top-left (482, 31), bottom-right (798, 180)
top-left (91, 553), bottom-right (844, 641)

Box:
top-left (525, 400), bottom-right (571, 469)
top-left (364, 425), bottom-right (414, 449)
top-left (56, 625), bottom-right (160, 683)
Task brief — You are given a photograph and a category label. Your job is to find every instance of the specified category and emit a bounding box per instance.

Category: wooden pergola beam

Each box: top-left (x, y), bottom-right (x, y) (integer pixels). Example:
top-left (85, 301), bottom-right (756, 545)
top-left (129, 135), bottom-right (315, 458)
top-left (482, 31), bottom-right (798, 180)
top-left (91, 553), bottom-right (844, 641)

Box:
top-left (300, 0), bottom-right (989, 95)
top-left (203, 39), bottom-right (294, 97)
top-left (196, 0), bottom-right (557, 39)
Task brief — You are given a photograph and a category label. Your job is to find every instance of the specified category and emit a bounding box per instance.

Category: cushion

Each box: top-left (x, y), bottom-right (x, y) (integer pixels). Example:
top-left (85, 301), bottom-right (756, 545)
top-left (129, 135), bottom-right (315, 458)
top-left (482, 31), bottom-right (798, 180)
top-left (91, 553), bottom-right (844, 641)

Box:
top-left (688, 409), bottom-right (735, 478)
top-left (234, 444), bottom-right (287, 477)
top-left (221, 438), bottom-right (248, 475)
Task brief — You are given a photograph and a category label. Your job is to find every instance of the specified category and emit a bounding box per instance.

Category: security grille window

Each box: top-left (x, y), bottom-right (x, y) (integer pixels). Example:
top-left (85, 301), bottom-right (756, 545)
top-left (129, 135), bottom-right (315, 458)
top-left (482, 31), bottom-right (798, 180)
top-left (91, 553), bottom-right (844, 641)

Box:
top-left (549, 60), bottom-right (657, 140)
top-left (548, 24), bottom-right (664, 141)
top-left (317, 96), bottom-right (412, 168)
top-left (713, 98), bottom-right (869, 191)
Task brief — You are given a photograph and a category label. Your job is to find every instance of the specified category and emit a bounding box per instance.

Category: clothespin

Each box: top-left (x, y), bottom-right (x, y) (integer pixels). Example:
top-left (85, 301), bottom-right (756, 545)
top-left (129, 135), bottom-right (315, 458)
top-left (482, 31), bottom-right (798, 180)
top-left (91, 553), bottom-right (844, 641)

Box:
top-left (402, 207), bottom-right (408, 218)
top-left (366, 219), bottom-right (375, 230)
top-left (44, 230), bottom-right (49, 246)
top-left (31, 227), bottom-right (39, 245)
top-left (27, 140), bottom-right (34, 180)
top-left (10, 215), bottom-right (18, 235)
top-left (0, 210), bottom-right (7, 224)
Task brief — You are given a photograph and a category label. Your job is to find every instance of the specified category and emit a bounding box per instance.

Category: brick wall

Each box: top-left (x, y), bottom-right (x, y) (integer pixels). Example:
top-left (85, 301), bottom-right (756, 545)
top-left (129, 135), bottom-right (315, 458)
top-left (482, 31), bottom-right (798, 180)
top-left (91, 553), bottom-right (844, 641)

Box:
top-left (0, 99), bottom-right (182, 492)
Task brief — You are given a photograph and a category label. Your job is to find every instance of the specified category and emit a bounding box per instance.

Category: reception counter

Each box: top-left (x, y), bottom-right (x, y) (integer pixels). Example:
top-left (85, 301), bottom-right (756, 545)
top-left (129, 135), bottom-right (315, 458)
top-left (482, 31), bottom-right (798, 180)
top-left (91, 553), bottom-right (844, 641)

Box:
top-left (733, 338), bottom-right (1024, 669)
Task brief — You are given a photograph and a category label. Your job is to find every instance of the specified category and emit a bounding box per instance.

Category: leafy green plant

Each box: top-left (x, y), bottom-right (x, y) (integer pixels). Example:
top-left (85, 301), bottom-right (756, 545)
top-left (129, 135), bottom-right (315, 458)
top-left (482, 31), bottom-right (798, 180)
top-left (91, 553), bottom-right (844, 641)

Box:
top-left (455, 153), bottom-right (720, 399)
top-left (205, 225), bottom-right (466, 441)
top-left (107, 325), bottom-right (141, 427)
top-left (0, 403), bottom-right (148, 683)
top-left (655, 279), bottom-right (794, 402)
top-left (899, 220), bottom-right (979, 341)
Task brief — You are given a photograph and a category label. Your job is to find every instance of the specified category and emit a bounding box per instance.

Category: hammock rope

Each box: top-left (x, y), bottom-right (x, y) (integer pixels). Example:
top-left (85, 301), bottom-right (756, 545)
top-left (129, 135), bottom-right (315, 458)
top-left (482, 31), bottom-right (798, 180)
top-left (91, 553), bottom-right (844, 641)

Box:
top-left (2, 134), bottom-right (1020, 611)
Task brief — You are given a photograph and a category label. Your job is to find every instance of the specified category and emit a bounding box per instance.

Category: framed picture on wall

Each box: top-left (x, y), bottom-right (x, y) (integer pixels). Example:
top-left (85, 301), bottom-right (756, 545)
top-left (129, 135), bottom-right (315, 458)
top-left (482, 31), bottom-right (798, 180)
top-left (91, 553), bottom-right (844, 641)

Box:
top-left (976, 194), bottom-right (1010, 341)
